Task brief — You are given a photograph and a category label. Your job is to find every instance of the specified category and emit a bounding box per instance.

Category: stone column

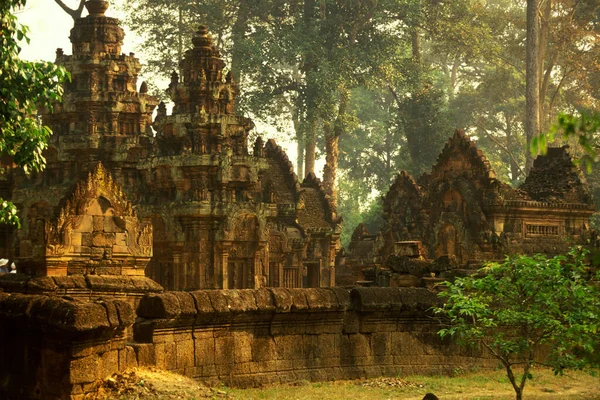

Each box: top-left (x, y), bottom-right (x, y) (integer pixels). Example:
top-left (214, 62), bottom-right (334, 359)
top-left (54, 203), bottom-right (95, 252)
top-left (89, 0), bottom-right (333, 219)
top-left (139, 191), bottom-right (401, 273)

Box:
top-left (219, 241), bottom-right (231, 289)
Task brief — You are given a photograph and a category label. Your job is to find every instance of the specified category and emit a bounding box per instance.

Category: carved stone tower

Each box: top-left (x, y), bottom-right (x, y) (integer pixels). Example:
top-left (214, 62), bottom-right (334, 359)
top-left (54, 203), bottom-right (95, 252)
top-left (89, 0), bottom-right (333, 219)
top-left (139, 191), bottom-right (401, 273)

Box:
top-left (42, 0), bottom-right (158, 180)
top-left (1, 4), bottom-right (341, 291)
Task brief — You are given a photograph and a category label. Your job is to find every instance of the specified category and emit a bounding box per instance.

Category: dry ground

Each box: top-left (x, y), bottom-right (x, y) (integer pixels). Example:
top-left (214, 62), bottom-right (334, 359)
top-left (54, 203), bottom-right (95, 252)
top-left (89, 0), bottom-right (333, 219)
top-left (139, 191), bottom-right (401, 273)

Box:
top-left (100, 366), bottom-right (600, 399)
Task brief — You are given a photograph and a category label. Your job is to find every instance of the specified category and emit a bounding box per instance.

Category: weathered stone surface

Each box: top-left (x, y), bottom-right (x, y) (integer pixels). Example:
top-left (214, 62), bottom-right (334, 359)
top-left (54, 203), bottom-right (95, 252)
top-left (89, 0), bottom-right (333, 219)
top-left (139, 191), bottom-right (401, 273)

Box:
top-left (341, 130), bottom-right (595, 287)
top-left (136, 293), bottom-right (181, 319)
top-left (1, 6), bottom-right (340, 293)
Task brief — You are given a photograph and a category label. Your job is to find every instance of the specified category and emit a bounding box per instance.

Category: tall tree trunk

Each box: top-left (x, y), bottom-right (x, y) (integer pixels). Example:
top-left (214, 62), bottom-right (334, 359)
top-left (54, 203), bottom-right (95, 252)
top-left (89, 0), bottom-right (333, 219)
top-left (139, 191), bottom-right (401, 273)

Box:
top-left (504, 111), bottom-right (520, 182)
top-left (293, 110), bottom-right (305, 179)
top-left (304, 118), bottom-right (317, 176)
top-left (525, 0), bottom-right (541, 174)
top-left (177, 6), bottom-right (184, 75)
top-left (231, 1), bottom-right (249, 84)
top-left (323, 89), bottom-right (349, 206)
top-left (302, 0), bottom-right (318, 177)
top-left (538, 0), bottom-right (552, 132)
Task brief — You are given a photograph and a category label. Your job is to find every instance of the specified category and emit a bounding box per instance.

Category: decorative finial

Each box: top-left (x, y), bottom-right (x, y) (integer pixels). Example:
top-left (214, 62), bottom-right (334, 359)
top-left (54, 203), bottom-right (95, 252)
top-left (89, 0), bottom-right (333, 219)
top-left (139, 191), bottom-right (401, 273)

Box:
top-left (192, 25), bottom-right (213, 49)
top-left (140, 81), bottom-right (148, 94)
top-left (85, 0), bottom-right (109, 17)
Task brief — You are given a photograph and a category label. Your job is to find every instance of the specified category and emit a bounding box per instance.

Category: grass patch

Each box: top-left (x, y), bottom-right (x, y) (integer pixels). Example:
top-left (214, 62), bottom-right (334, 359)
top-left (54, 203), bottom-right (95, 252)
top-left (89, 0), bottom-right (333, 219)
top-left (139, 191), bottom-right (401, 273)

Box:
top-left (225, 367), bottom-right (599, 400)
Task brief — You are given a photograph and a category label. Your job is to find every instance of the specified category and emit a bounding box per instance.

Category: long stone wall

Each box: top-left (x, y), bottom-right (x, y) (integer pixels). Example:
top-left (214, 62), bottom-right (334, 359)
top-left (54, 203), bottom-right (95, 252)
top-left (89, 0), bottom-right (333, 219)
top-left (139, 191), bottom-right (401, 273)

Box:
top-left (133, 287), bottom-right (496, 387)
top-left (0, 288), bottom-right (498, 398)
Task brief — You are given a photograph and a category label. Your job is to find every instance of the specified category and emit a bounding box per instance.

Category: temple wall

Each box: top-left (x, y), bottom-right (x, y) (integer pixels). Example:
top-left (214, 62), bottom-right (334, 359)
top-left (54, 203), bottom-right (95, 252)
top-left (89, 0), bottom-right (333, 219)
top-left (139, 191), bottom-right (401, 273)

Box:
top-left (0, 288), bottom-right (498, 399)
top-left (133, 288), bottom-right (496, 387)
top-left (0, 293), bottom-right (136, 400)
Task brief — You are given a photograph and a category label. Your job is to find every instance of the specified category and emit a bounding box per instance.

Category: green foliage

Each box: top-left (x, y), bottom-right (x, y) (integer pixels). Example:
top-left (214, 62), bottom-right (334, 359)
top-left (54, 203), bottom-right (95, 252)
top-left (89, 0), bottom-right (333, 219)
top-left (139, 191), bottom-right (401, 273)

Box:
top-left (0, 0), bottom-right (69, 227)
top-left (532, 112), bottom-right (600, 173)
top-left (435, 247), bottom-right (600, 399)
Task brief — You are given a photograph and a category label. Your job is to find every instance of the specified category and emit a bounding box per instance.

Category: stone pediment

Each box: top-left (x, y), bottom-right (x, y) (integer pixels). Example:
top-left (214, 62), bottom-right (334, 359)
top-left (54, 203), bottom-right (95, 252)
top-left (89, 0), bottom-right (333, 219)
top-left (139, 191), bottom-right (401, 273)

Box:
top-left (430, 130), bottom-right (496, 183)
top-left (44, 163), bottom-right (152, 276)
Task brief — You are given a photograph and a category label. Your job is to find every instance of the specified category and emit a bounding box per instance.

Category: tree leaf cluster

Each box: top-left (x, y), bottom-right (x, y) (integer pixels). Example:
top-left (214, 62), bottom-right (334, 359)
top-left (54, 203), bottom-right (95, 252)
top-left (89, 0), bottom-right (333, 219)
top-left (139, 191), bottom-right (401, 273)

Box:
top-left (1, 0), bottom-right (69, 226)
top-left (436, 247), bottom-right (600, 399)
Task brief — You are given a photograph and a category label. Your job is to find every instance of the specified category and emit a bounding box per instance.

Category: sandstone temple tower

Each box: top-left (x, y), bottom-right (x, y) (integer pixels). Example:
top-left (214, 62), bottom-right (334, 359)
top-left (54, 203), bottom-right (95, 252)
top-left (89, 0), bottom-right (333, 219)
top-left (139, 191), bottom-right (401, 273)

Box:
top-left (0, 0), bottom-right (341, 291)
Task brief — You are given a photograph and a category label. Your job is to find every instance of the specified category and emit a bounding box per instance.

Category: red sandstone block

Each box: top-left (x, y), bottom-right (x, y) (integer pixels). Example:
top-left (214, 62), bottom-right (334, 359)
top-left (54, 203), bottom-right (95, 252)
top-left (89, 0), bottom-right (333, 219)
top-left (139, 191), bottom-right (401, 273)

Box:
top-left (71, 342), bottom-right (110, 358)
top-left (130, 343), bottom-right (156, 367)
top-left (233, 331), bottom-right (253, 363)
top-left (69, 354), bottom-right (99, 384)
top-left (121, 346), bottom-right (138, 369)
top-left (251, 336), bottom-right (275, 362)
top-left (176, 339), bottom-right (195, 369)
top-left (171, 292), bottom-right (196, 316)
top-left (269, 288), bottom-right (293, 312)
top-left (252, 289), bottom-right (275, 311)
top-left (207, 290), bottom-right (229, 313)
top-left (99, 350), bottom-right (119, 380)
top-left (214, 336), bottom-right (235, 366)
top-left (164, 342), bottom-right (178, 370)
top-left (288, 289), bottom-right (309, 311)
top-left (189, 291), bottom-right (214, 315)
top-left (317, 334), bottom-right (337, 357)
top-left (137, 293), bottom-right (181, 318)
top-left (273, 335), bottom-right (300, 360)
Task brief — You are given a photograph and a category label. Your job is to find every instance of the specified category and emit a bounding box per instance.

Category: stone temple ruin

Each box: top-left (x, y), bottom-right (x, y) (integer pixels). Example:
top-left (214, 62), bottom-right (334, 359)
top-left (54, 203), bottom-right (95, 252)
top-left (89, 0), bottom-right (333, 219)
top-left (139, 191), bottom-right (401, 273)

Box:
top-left (0, 0), bottom-right (340, 292)
top-left (0, 1), bottom-right (596, 399)
top-left (339, 130), bottom-right (595, 287)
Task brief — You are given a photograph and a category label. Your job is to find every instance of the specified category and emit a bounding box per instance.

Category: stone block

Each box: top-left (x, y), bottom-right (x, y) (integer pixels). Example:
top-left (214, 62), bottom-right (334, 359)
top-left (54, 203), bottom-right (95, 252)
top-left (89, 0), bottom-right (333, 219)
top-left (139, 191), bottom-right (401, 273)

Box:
top-left (131, 343), bottom-right (156, 366)
top-left (194, 334), bottom-right (215, 367)
top-left (233, 331), bottom-right (253, 363)
top-left (288, 289), bottom-right (308, 311)
top-left (304, 288), bottom-right (338, 311)
top-left (115, 232), bottom-right (127, 246)
top-left (214, 336), bottom-right (234, 366)
top-left (171, 292), bottom-right (196, 317)
top-left (78, 215), bottom-right (93, 233)
top-left (71, 342), bottom-right (110, 359)
top-left (207, 290), bottom-right (229, 313)
top-left (252, 289), bottom-right (275, 312)
top-left (176, 339), bottom-right (195, 370)
top-left (92, 232), bottom-right (116, 247)
top-left (251, 336), bottom-right (275, 362)
top-left (71, 232), bottom-right (82, 246)
top-left (164, 342), bottom-right (177, 370)
top-left (112, 245), bottom-right (129, 254)
top-left (372, 332), bottom-right (391, 357)
top-left (269, 288), bottom-right (293, 312)
top-left (391, 274), bottom-right (422, 287)
top-left (91, 247), bottom-right (105, 259)
top-left (137, 293), bottom-right (181, 318)
top-left (273, 335), bottom-right (302, 360)
top-left (121, 346), bottom-right (138, 369)
top-left (317, 334), bottom-right (337, 358)
top-left (81, 233), bottom-right (93, 246)
top-left (190, 290), bottom-right (214, 315)
top-left (93, 216), bottom-right (104, 232)
top-left (104, 217), bottom-right (122, 233)
top-left (99, 349), bottom-right (119, 380)
top-left (70, 355), bottom-right (99, 384)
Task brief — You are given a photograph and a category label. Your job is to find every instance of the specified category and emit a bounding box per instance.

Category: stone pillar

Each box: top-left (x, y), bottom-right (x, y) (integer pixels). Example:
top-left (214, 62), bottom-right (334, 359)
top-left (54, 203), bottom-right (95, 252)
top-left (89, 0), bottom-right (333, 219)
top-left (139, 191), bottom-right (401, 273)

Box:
top-left (219, 241), bottom-right (231, 289)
